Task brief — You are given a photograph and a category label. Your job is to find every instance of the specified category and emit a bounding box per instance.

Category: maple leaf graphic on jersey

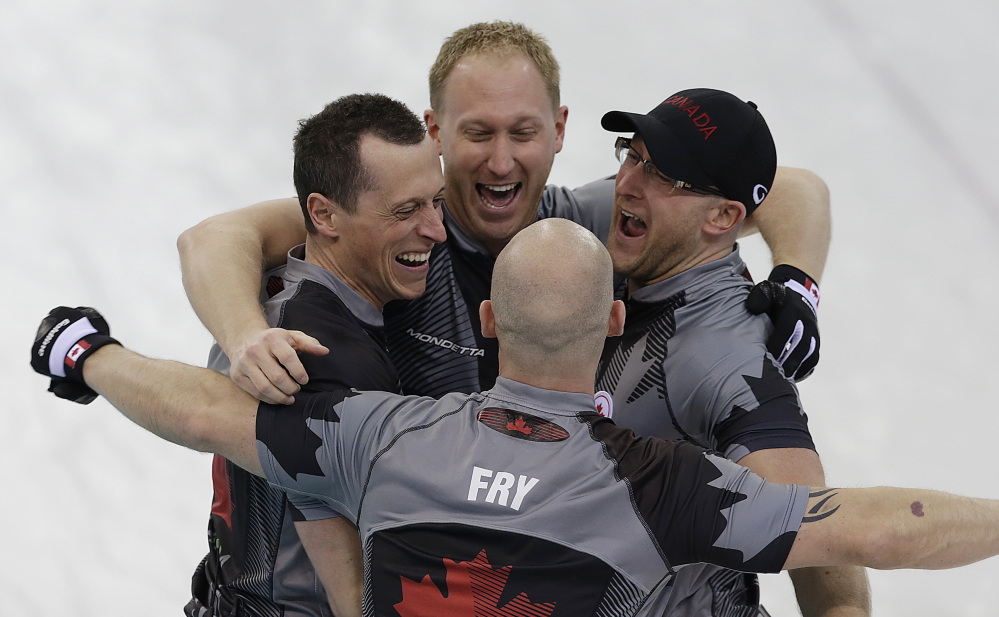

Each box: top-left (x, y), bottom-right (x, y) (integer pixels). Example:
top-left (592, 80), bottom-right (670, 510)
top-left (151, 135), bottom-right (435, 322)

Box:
top-left (506, 417), bottom-right (532, 435)
top-left (393, 549), bottom-right (556, 617)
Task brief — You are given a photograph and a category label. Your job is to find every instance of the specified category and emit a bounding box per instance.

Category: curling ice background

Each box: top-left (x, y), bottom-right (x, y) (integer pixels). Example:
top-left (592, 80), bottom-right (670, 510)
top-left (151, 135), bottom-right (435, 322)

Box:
top-left (3, 1), bottom-right (998, 614)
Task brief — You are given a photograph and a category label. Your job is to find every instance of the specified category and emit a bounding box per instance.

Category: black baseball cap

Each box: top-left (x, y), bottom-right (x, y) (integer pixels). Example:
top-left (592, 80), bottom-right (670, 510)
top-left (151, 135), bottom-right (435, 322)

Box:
top-left (601, 88), bottom-right (777, 215)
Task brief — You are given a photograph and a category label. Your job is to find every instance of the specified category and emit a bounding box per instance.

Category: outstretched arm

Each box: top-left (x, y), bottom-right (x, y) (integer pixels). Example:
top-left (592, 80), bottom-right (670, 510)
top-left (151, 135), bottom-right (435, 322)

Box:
top-left (785, 486), bottom-right (999, 571)
top-left (82, 344), bottom-right (264, 475)
top-left (33, 306), bottom-right (363, 615)
top-left (31, 305), bottom-right (322, 475)
top-left (177, 198), bottom-right (311, 404)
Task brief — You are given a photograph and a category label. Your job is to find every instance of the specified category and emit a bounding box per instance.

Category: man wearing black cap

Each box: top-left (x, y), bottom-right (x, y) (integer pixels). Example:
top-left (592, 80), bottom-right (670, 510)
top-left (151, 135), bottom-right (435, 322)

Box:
top-left (596, 89), bottom-right (867, 617)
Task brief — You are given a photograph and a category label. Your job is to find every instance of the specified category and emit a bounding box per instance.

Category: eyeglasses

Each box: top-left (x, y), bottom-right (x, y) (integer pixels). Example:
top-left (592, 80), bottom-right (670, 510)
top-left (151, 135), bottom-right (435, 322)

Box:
top-left (614, 136), bottom-right (724, 197)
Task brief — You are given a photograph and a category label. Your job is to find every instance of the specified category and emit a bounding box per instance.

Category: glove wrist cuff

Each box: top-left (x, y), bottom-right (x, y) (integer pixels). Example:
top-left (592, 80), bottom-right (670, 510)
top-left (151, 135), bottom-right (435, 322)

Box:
top-left (60, 334), bottom-right (120, 385)
top-left (769, 265), bottom-right (820, 314)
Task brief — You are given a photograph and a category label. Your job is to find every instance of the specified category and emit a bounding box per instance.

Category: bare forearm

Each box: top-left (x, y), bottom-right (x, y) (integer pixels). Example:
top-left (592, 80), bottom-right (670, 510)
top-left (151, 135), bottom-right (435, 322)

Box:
top-left (81, 345), bottom-right (262, 474)
top-left (747, 166), bottom-right (831, 281)
top-left (869, 489), bottom-right (999, 570)
top-left (789, 566), bottom-right (871, 617)
top-left (296, 518), bottom-right (363, 617)
top-left (177, 198), bottom-right (305, 355)
top-left (788, 487), bottom-right (999, 571)
top-left (178, 220), bottom-right (271, 355)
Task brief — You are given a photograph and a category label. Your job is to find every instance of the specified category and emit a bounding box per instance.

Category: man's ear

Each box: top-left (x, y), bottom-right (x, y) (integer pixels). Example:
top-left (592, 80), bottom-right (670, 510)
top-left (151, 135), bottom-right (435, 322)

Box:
top-left (553, 105), bottom-right (569, 154)
top-left (425, 109), bottom-right (443, 156)
top-left (607, 300), bottom-right (625, 338)
top-left (703, 199), bottom-right (746, 236)
top-left (307, 193), bottom-right (340, 239)
top-left (479, 300), bottom-right (497, 339)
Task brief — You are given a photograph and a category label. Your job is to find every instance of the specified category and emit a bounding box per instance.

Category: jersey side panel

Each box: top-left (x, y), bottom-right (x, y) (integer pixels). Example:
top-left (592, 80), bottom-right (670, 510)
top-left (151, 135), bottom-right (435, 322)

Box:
top-left (192, 280), bottom-right (396, 617)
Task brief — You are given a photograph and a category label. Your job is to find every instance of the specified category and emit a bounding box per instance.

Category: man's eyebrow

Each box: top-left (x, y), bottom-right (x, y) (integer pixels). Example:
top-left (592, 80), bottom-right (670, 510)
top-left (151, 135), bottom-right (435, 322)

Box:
top-left (389, 187), bottom-right (446, 209)
top-left (458, 115), bottom-right (546, 129)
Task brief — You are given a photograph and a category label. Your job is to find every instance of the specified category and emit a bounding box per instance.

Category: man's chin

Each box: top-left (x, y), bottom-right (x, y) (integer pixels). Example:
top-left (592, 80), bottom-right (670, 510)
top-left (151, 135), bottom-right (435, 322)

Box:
top-left (392, 286), bottom-right (426, 303)
top-left (608, 238), bottom-right (643, 263)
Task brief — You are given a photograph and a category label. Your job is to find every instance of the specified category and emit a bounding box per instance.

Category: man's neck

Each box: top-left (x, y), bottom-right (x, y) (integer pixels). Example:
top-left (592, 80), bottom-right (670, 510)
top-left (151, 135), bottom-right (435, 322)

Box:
top-left (441, 199), bottom-right (525, 258)
top-left (626, 243), bottom-right (736, 295)
top-left (304, 237), bottom-right (383, 312)
top-left (498, 370), bottom-right (596, 396)
top-left (497, 356), bottom-right (599, 396)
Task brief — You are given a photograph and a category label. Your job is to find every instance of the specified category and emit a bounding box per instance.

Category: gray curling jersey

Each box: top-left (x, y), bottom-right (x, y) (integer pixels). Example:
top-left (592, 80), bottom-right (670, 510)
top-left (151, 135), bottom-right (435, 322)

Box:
top-left (257, 377), bottom-right (809, 617)
top-left (595, 248), bottom-right (815, 617)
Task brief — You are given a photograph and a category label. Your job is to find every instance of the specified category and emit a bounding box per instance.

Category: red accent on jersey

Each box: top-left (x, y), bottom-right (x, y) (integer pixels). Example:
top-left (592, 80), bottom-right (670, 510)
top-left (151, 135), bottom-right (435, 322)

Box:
top-left (478, 408), bottom-right (569, 442)
top-left (506, 417), bottom-right (532, 435)
top-left (266, 276), bottom-right (285, 299)
top-left (593, 391), bottom-right (613, 419)
top-left (394, 549), bottom-right (556, 616)
top-left (210, 454), bottom-right (234, 529)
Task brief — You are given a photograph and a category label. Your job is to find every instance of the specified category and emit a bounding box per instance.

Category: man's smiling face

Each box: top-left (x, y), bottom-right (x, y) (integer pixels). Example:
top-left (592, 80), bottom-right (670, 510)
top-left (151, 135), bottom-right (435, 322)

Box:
top-left (333, 134), bottom-right (447, 310)
top-left (427, 51), bottom-right (566, 256)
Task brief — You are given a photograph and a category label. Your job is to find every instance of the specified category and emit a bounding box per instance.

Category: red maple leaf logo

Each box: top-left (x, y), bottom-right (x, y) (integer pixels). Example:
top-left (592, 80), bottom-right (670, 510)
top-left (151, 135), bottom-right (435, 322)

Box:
top-left (506, 417), bottom-right (532, 435)
top-left (394, 549), bottom-right (556, 616)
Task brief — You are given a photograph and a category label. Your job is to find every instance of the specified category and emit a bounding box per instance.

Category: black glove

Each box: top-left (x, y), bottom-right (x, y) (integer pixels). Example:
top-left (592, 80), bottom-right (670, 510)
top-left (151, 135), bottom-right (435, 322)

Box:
top-left (746, 265), bottom-right (820, 382)
top-left (31, 306), bottom-right (120, 404)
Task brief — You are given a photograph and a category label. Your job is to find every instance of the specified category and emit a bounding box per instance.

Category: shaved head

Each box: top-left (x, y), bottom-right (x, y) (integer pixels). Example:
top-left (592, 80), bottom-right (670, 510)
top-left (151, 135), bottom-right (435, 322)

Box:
top-left (489, 219), bottom-right (616, 380)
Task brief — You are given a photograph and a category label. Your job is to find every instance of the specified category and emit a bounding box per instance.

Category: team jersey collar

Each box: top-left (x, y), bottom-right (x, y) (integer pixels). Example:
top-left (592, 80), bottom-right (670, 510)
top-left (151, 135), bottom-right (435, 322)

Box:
top-left (441, 203), bottom-right (497, 259)
top-left (284, 244), bottom-right (385, 329)
top-left (628, 245), bottom-right (748, 306)
top-left (487, 377), bottom-right (599, 416)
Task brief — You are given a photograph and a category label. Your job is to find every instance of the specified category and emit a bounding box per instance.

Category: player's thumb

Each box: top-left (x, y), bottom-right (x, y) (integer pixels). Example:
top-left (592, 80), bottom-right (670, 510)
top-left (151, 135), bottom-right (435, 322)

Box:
top-left (746, 280), bottom-right (783, 315)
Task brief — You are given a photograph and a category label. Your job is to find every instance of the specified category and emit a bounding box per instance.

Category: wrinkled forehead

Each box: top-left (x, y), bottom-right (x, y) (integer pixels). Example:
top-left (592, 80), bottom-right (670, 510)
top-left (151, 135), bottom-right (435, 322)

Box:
top-left (359, 135), bottom-right (443, 196)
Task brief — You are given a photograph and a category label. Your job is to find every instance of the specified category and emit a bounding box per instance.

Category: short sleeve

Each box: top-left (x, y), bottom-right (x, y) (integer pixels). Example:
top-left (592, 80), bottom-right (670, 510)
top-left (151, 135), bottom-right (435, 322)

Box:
top-left (658, 445), bottom-right (808, 573)
top-left (256, 390), bottom-right (357, 519)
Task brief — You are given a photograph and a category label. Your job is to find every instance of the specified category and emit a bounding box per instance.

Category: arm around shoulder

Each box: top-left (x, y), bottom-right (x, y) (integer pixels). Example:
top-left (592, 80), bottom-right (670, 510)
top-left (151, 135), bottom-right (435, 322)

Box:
top-left (746, 166), bottom-right (831, 282)
top-left (176, 198), bottom-right (305, 356)
top-left (178, 198), bottom-right (319, 404)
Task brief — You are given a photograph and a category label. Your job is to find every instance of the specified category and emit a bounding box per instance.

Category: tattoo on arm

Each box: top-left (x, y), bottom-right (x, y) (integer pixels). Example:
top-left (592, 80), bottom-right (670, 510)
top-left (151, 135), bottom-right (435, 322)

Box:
top-left (802, 488), bottom-right (841, 523)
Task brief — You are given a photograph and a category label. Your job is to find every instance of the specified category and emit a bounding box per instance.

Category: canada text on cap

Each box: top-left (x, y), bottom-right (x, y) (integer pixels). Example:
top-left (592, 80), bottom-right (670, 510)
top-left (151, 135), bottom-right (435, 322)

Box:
top-left (601, 88), bottom-right (777, 214)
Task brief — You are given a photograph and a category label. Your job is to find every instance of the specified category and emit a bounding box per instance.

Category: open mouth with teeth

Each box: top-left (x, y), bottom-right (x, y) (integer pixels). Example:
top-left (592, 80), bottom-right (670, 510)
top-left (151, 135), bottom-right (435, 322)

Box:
top-left (395, 250), bottom-right (432, 269)
top-left (619, 209), bottom-right (647, 238)
top-left (477, 182), bottom-right (521, 210)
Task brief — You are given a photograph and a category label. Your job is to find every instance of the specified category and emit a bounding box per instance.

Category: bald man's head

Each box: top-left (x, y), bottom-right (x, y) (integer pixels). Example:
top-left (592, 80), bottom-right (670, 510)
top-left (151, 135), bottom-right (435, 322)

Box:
top-left (489, 219), bottom-right (615, 372)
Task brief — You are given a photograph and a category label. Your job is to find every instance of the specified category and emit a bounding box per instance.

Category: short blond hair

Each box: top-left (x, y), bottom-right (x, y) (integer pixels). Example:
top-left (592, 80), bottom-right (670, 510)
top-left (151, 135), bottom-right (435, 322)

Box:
top-left (428, 21), bottom-right (561, 116)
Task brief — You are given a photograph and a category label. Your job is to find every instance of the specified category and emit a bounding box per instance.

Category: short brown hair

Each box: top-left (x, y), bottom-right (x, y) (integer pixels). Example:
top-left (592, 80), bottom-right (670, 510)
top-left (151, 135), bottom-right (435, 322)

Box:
top-left (293, 93), bottom-right (425, 232)
top-left (428, 21), bottom-right (560, 116)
